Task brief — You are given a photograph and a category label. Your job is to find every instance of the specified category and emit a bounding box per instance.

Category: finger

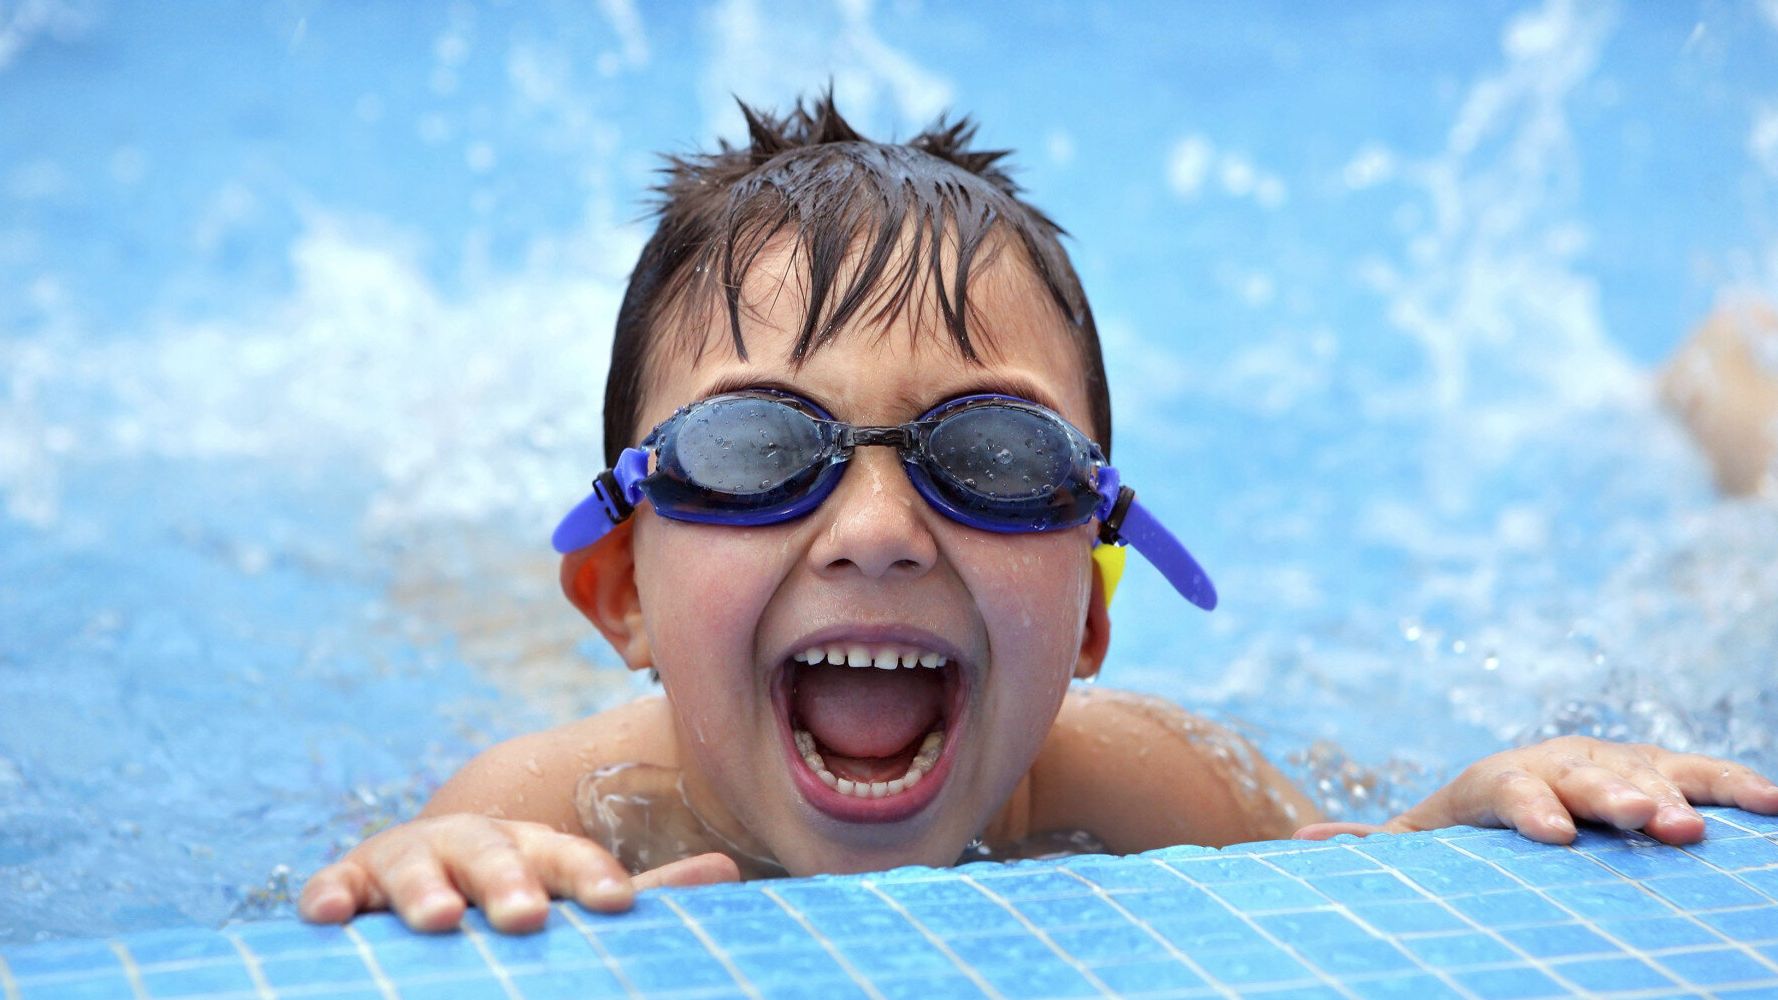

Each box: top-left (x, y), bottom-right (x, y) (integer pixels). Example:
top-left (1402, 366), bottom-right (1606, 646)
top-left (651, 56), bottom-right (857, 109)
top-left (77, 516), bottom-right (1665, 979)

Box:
top-left (508, 824), bottom-right (635, 913)
top-left (432, 824), bottom-right (550, 934)
top-left (1536, 753), bottom-right (1659, 832)
top-left (1655, 751), bottom-right (1778, 814)
top-left (1603, 748), bottom-right (1704, 845)
top-left (298, 860), bottom-right (385, 924)
top-left (373, 843), bottom-right (470, 932)
top-left (1459, 766), bottom-right (1577, 844)
top-left (1292, 822), bottom-right (1385, 841)
top-left (633, 853), bottom-right (741, 890)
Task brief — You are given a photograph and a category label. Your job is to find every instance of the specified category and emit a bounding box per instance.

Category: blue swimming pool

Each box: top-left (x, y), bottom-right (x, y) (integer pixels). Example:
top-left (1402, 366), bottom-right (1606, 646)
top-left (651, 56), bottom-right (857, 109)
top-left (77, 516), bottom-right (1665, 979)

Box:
top-left (2, 0), bottom-right (1777, 951)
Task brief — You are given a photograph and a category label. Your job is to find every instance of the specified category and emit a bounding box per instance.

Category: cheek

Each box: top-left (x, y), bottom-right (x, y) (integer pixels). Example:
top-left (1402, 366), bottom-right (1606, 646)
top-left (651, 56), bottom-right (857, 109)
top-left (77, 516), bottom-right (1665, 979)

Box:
top-left (959, 529), bottom-right (1094, 661)
top-left (632, 519), bottom-right (794, 663)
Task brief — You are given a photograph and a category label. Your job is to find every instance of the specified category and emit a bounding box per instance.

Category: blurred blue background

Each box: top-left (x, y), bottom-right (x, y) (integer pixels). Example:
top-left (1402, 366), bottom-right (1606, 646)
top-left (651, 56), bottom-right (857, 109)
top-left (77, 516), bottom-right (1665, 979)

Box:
top-left (3, 0), bottom-right (1776, 943)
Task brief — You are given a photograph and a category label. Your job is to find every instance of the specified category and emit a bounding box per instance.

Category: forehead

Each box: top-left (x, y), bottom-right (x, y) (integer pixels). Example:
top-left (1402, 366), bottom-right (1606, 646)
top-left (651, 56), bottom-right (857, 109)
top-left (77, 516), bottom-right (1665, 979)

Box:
top-left (639, 233), bottom-right (1094, 432)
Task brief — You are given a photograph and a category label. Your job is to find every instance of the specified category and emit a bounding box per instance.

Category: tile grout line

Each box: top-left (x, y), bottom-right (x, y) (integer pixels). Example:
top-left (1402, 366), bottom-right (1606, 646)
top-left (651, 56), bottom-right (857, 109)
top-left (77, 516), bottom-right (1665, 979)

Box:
top-left (859, 880), bottom-right (1005, 1000)
top-left (1158, 857), bottom-right (1367, 1000)
top-left (1246, 847), bottom-right (1476, 1000)
top-left (0, 954), bottom-right (18, 1000)
top-left (460, 920), bottom-right (524, 1000)
top-left (1669, 820), bottom-right (1778, 978)
top-left (657, 894), bottom-right (765, 1000)
top-left (342, 924), bottom-right (400, 1000)
top-left (757, 886), bottom-right (886, 1000)
top-left (225, 933), bottom-right (277, 1000)
top-left (553, 902), bottom-right (643, 999)
top-left (957, 873), bottom-right (1119, 998)
top-left (1054, 862), bottom-right (1240, 1000)
top-left (1438, 836), bottom-right (1724, 994)
top-left (106, 941), bottom-right (149, 1000)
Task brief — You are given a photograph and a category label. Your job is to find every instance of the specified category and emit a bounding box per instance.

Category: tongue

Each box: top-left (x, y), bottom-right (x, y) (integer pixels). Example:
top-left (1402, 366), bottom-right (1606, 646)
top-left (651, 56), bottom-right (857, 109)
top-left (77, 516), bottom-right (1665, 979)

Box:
top-left (792, 663), bottom-right (944, 758)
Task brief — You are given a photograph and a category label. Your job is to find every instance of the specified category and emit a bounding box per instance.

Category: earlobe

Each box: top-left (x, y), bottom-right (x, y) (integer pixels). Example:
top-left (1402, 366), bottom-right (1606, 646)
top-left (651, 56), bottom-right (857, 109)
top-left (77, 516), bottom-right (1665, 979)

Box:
top-left (1074, 557), bottom-right (1112, 680)
top-left (560, 520), bottom-right (654, 672)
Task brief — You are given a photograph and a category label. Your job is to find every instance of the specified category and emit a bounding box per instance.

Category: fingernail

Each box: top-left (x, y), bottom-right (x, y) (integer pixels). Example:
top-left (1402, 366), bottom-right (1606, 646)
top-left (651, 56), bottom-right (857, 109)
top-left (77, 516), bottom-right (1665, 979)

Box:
top-left (587, 877), bottom-right (630, 902)
top-left (490, 890), bottom-right (540, 920)
top-left (1545, 812), bottom-right (1573, 832)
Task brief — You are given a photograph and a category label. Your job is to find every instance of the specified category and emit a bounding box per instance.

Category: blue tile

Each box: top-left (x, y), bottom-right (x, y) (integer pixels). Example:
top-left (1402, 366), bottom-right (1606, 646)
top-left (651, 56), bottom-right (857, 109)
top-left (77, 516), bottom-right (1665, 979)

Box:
top-left (1718, 988), bottom-right (1778, 1000)
top-left (116, 929), bottom-right (242, 966)
top-left (1545, 882), bottom-right (1678, 919)
top-left (1045, 924), bottom-right (1163, 965)
top-left (831, 935), bottom-right (960, 978)
top-left (1655, 947), bottom-right (1776, 986)
top-left (1103, 886), bottom-right (1218, 922)
top-left (1165, 855), bottom-right (1281, 883)
top-left (16, 973), bottom-right (136, 1000)
top-left (1685, 837), bottom-right (1778, 870)
top-left (1294, 937), bottom-right (1419, 976)
top-left (1191, 947), bottom-right (1314, 986)
top-left (1064, 858), bottom-right (1181, 891)
top-left (1493, 852), bottom-right (1614, 886)
top-left (1551, 956), bottom-right (1675, 991)
top-left (1450, 965), bottom-right (1566, 999)
top-left (1262, 847), bottom-right (1381, 877)
top-left (726, 943), bottom-right (846, 984)
top-left (590, 923), bottom-right (704, 959)
top-left (1204, 878), bottom-right (1328, 913)
top-left (1720, 811), bottom-right (1778, 834)
top-left (873, 879), bottom-right (990, 907)
top-left (1741, 868), bottom-right (1778, 901)
top-left (1702, 907), bottom-right (1778, 943)
top-left (1443, 831), bottom-right (1558, 861)
top-left (757, 979), bottom-right (873, 1000)
top-left (360, 932), bottom-right (489, 977)
top-left (1592, 845), bottom-right (1711, 879)
top-left (1594, 915), bottom-right (1725, 950)
top-left (669, 887), bottom-right (790, 919)
top-left (504, 966), bottom-right (628, 999)
top-left (945, 933), bottom-right (1062, 968)
top-left (972, 958), bottom-right (1099, 998)
top-left (698, 910), bottom-right (813, 952)
top-left (1345, 973), bottom-right (1466, 1000)
top-left (2, 939), bottom-right (120, 979)
top-left (1642, 872), bottom-right (1771, 911)
top-left (1444, 890), bottom-right (1569, 927)
top-left (1569, 824), bottom-right (1658, 852)
top-left (1399, 932), bottom-right (1519, 969)
top-left (1251, 910), bottom-right (1378, 943)
top-left (256, 951), bottom-right (375, 989)
top-left (138, 960), bottom-right (258, 997)
top-left (1308, 872), bottom-right (1424, 905)
top-left (1145, 914), bottom-right (1270, 953)
top-left (1346, 900), bottom-right (1468, 935)
top-left (900, 898), bottom-right (1027, 936)
top-left (1012, 893), bottom-right (1129, 928)
top-left (1244, 987), bottom-right (1345, 1000)
top-left (471, 926), bottom-right (601, 969)
top-left (1088, 957), bottom-right (1205, 994)
top-left (228, 919), bottom-right (356, 958)
top-left (808, 906), bottom-right (921, 942)
top-left (618, 952), bottom-right (738, 992)
top-left (771, 882), bottom-right (884, 911)
top-left (1392, 860), bottom-right (1520, 895)
top-left (969, 870), bottom-right (1095, 900)
top-left (397, 974), bottom-right (508, 999)
top-left (1496, 923), bottom-right (1614, 959)
top-left (1703, 813), bottom-right (1764, 839)
top-left (872, 973), bottom-right (991, 999)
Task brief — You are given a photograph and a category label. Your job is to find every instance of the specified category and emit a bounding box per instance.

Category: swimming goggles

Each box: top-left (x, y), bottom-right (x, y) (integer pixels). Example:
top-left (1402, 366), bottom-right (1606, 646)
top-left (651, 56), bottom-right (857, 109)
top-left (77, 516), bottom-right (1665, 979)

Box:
top-left (553, 391), bottom-right (1216, 610)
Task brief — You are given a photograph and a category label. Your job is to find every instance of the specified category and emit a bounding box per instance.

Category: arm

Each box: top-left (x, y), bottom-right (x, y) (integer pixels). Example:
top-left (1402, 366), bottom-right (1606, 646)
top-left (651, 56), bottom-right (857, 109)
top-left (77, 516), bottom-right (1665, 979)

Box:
top-left (1024, 688), bottom-right (1321, 852)
top-left (299, 697), bottom-right (737, 933)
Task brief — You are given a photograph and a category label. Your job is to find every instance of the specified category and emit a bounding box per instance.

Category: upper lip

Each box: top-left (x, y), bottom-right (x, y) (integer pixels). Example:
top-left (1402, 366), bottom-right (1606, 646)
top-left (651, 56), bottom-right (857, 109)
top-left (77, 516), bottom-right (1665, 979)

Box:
top-left (772, 624), bottom-right (972, 671)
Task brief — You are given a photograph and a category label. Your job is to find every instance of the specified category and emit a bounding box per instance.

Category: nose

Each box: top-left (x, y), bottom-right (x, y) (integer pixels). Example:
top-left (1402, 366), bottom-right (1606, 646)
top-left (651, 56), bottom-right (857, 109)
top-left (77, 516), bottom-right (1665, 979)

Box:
top-left (806, 447), bottom-right (938, 581)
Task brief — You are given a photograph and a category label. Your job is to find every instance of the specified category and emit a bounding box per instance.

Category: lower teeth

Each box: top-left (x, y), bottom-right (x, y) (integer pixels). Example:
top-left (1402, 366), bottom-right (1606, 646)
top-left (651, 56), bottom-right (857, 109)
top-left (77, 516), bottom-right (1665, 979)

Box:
top-left (794, 727), bottom-right (943, 798)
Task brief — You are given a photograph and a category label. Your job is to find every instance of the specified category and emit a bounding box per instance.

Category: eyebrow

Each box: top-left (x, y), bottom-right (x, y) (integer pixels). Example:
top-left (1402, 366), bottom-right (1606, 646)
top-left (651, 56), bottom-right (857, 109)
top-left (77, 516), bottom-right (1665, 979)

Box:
top-left (690, 372), bottom-right (1069, 423)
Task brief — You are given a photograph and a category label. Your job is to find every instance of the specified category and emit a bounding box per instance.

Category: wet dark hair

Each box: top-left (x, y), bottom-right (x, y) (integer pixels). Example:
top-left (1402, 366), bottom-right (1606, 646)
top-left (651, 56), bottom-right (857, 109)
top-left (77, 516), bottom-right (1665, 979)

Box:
top-left (602, 93), bottom-right (1111, 466)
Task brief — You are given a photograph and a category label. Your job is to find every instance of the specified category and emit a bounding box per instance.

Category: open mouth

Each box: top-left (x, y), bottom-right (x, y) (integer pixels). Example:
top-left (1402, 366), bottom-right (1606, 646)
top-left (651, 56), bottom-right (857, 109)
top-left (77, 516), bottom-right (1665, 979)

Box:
top-left (773, 639), bottom-right (966, 823)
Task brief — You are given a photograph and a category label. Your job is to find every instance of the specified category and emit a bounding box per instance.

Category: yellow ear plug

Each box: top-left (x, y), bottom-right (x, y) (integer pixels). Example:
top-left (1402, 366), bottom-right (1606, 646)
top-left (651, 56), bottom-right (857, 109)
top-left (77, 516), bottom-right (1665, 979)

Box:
top-left (1091, 543), bottom-right (1127, 608)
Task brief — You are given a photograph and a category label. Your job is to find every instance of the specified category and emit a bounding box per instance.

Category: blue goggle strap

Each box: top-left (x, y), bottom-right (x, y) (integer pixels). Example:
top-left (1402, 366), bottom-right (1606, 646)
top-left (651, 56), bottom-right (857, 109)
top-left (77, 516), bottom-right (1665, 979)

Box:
top-left (551, 446), bottom-right (649, 554)
top-left (1092, 467), bottom-right (1218, 611)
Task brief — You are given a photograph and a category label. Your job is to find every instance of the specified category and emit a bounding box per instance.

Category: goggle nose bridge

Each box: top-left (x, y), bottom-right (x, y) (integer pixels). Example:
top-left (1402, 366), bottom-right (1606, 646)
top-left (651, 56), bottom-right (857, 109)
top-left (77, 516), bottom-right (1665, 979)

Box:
top-left (838, 424), bottom-right (916, 453)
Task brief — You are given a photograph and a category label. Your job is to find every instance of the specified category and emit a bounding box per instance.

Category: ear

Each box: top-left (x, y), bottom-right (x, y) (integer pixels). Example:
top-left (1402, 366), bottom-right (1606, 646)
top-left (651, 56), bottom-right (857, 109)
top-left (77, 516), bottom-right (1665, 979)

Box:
top-left (560, 520), bottom-right (654, 672)
top-left (1073, 556), bottom-right (1112, 680)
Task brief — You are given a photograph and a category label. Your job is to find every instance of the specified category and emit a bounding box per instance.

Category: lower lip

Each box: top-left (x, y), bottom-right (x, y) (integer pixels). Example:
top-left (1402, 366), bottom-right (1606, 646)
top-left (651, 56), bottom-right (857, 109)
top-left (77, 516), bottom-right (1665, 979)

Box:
top-left (774, 666), bottom-right (964, 824)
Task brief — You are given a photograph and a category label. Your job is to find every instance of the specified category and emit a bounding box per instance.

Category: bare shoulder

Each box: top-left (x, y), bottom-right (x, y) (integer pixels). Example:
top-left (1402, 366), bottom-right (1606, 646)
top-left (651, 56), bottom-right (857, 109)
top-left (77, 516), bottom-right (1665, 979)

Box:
top-left (420, 695), bottom-right (678, 833)
top-left (1027, 687), bottom-right (1319, 851)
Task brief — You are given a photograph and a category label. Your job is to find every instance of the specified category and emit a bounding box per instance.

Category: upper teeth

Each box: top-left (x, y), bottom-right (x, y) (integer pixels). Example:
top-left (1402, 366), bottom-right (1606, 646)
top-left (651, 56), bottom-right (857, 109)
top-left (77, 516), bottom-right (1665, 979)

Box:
top-left (791, 645), bottom-right (948, 670)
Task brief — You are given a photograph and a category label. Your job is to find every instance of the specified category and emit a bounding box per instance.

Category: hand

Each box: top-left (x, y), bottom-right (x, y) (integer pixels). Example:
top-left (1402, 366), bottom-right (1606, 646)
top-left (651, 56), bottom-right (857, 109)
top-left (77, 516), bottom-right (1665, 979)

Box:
top-left (1293, 736), bottom-right (1778, 845)
top-left (297, 814), bottom-right (741, 933)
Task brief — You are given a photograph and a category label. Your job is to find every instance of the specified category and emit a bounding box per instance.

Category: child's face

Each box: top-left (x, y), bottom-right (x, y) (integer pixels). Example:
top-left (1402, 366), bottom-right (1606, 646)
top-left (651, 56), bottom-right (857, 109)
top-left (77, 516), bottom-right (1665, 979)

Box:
top-left (610, 240), bottom-right (1107, 875)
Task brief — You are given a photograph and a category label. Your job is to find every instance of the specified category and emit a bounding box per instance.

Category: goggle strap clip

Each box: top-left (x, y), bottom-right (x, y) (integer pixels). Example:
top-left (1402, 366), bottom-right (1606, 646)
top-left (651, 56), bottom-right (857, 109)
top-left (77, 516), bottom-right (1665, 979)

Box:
top-left (1097, 485), bottom-right (1136, 546)
top-left (593, 469), bottom-right (634, 525)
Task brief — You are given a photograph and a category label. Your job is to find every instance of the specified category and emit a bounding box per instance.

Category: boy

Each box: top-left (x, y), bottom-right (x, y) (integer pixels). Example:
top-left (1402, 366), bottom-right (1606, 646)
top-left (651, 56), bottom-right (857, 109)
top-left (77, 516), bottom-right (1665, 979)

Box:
top-left (300, 96), bottom-right (1778, 934)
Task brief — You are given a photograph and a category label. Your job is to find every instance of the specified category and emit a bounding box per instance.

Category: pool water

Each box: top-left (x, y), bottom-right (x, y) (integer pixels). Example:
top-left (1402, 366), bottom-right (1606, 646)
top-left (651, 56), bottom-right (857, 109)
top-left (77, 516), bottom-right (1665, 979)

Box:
top-left (2, 0), bottom-right (1777, 944)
